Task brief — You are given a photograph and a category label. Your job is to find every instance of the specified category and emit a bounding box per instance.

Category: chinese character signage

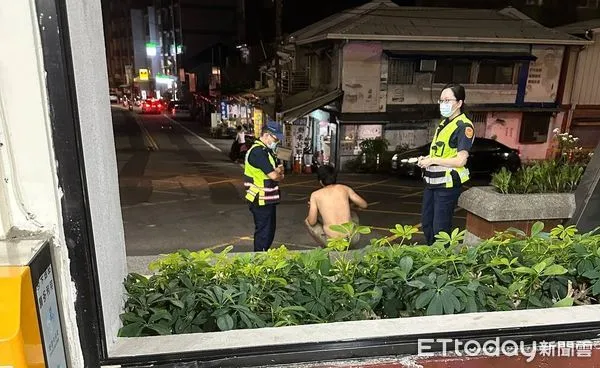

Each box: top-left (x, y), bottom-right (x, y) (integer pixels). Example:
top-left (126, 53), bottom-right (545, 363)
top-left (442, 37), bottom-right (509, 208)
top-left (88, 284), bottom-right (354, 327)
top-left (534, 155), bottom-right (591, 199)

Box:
top-left (253, 109), bottom-right (263, 138)
top-left (220, 102), bottom-right (228, 119)
top-left (524, 45), bottom-right (564, 103)
top-left (36, 265), bottom-right (67, 367)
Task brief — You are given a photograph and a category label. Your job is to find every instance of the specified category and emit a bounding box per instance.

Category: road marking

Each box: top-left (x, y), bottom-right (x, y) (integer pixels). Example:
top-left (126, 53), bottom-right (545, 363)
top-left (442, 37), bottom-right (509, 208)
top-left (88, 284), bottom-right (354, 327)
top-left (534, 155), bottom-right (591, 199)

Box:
top-left (354, 179), bottom-right (390, 189)
top-left (283, 184), bottom-right (422, 197)
top-left (133, 114), bottom-right (159, 150)
top-left (280, 179), bottom-right (316, 188)
top-left (359, 208), bottom-right (424, 216)
top-left (399, 190), bottom-right (423, 198)
top-left (121, 196), bottom-right (199, 209)
top-left (163, 115), bottom-right (222, 152)
top-left (206, 178), bottom-right (242, 185)
top-left (152, 190), bottom-right (191, 196)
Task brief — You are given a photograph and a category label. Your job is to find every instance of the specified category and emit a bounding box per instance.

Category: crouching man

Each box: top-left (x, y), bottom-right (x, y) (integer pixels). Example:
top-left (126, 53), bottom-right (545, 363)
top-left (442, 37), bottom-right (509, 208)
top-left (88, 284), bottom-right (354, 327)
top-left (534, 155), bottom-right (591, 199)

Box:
top-left (305, 165), bottom-right (368, 246)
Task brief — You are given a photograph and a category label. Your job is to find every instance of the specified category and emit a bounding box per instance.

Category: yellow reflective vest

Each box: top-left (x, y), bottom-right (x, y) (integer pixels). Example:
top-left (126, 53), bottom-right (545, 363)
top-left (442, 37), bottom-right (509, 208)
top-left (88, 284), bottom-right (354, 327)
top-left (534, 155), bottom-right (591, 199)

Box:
top-left (243, 140), bottom-right (281, 205)
top-left (423, 113), bottom-right (473, 188)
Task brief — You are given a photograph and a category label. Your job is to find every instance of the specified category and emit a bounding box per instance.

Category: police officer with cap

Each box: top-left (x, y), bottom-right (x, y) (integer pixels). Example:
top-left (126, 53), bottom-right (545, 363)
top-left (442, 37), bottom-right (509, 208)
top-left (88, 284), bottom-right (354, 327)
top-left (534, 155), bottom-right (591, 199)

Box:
top-left (243, 126), bottom-right (285, 251)
top-left (417, 83), bottom-right (474, 246)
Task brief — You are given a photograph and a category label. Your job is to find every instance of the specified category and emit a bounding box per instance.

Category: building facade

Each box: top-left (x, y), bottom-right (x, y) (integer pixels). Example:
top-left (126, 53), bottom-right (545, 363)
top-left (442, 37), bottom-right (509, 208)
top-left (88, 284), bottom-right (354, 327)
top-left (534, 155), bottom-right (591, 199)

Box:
top-left (556, 20), bottom-right (600, 150)
top-left (282, 0), bottom-right (589, 169)
top-left (102, 0), bottom-right (150, 89)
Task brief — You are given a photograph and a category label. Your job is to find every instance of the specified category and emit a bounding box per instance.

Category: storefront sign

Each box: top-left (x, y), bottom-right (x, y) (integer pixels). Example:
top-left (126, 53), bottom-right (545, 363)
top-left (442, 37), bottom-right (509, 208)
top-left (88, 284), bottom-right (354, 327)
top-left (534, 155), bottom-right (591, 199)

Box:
top-left (220, 102), bottom-right (228, 119)
top-left (36, 265), bottom-right (67, 367)
top-left (139, 68), bottom-right (149, 81)
top-left (253, 109), bottom-right (263, 138)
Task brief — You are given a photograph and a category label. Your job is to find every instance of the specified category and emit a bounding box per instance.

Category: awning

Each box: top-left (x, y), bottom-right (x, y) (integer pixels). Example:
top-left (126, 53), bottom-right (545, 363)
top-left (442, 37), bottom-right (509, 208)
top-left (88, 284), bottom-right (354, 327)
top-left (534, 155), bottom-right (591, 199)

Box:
top-left (252, 86), bottom-right (275, 98)
top-left (262, 89), bottom-right (343, 122)
top-left (383, 50), bottom-right (537, 61)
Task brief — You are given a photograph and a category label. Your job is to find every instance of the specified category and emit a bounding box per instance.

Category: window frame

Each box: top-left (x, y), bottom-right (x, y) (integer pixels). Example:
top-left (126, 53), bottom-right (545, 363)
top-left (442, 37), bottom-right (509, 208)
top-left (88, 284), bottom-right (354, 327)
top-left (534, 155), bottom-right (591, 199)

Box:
top-left (519, 112), bottom-right (552, 144)
top-left (477, 60), bottom-right (518, 85)
top-left (433, 59), bottom-right (472, 84)
top-left (388, 58), bottom-right (416, 85)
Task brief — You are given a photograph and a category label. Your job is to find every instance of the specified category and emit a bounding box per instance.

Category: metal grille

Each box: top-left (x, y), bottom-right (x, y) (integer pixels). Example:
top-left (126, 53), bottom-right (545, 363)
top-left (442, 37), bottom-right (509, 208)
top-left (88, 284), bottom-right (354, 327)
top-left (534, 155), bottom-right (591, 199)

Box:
top-left (388, 59), bottom-right (415, 85)
top-left (469, 112), bottom-right (488, 137)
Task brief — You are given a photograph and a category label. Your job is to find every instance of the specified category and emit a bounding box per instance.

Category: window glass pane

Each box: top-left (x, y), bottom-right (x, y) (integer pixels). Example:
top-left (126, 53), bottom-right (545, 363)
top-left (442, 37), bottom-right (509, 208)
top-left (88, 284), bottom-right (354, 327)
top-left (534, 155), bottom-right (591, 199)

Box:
top-left (519, 113), bottom-right (551, 144)
top-left (495, 64), bottom-right (514, 84)
top-left (478, 62), bottom-right (514, 84)
top-left (388, 59), bottom-right (415, 84)
top-left (434, 59), bottom-right (453, 83)
top-left (453, 62), bottom-right (471, 84)
top-left (477, 63), bottom-right (496, 84)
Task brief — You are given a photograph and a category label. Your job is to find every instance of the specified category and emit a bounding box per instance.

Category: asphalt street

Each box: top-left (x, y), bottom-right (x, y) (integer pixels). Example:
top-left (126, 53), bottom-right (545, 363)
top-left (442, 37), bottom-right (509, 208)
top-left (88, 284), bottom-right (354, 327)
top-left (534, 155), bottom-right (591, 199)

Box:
top-left (112, 107), bottom-right (477, 271)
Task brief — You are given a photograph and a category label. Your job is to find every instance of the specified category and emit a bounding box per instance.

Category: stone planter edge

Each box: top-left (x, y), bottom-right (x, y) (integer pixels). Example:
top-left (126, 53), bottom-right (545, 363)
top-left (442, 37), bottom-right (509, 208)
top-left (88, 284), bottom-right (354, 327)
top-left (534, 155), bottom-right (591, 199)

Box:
top-left (458, 186), bottom-right (576, 223)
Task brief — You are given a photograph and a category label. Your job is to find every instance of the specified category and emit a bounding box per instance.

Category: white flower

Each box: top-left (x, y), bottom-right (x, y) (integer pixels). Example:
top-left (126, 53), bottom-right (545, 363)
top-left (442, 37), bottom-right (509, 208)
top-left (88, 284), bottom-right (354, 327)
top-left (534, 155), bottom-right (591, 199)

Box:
top-left (553, 128), bottom-right (560, 134)
top-left (574, 137), bottom-right (579, 141)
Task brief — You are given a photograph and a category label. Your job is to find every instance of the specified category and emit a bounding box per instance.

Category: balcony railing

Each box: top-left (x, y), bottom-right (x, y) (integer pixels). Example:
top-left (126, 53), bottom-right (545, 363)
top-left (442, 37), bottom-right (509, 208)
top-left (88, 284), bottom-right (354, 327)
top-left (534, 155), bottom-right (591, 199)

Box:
top-left (282, 68), bottom-right (309, 96)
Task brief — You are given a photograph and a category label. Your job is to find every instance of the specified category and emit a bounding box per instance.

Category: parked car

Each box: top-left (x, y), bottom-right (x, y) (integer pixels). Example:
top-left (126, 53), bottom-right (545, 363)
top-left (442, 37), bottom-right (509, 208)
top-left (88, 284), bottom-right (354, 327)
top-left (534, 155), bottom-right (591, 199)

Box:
top-left (167, 101), bottom-right (192, 120)
top-left (140, 99), bottom-right (163, 114)
top-left (391, 137), bottom-right (521, 177)
top-left (109, 94), bottom-right (118, 104)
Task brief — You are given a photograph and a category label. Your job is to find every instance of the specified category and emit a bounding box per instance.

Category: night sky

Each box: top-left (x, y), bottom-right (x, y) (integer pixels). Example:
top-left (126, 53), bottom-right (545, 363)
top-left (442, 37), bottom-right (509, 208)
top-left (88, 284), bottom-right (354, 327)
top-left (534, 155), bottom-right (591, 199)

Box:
top-left (283, 0), bottom-right (374, 32)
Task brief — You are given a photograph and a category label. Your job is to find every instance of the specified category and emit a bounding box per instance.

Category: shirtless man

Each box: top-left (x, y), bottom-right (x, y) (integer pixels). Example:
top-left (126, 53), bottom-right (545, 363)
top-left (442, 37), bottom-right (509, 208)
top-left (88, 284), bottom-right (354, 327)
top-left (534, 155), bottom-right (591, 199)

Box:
top-left (305, 165), bottom-right (368, 246)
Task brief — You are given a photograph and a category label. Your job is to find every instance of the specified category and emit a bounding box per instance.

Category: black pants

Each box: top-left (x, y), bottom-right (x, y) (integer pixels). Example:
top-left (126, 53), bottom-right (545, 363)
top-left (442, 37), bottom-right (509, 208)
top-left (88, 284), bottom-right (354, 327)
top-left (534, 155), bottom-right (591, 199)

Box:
top-left (421, 186), bottom-right (462, 246)
top-left (249, 204), bottom-right (277, 251)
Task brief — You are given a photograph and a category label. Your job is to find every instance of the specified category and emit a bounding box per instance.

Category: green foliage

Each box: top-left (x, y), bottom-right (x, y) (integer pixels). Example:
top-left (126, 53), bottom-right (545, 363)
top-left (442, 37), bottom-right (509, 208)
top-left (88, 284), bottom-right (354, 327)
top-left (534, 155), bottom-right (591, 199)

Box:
top-left (119, 223), bottom-right (600, 337)
top-left (491, 160), bottom-right (584, 194)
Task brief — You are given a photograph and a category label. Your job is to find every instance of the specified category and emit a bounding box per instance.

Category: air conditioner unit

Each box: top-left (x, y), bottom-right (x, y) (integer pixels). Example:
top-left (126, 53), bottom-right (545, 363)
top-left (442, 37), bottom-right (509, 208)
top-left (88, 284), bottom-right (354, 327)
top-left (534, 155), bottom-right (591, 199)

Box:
top-left (420, 60), bottom-right (437, 72)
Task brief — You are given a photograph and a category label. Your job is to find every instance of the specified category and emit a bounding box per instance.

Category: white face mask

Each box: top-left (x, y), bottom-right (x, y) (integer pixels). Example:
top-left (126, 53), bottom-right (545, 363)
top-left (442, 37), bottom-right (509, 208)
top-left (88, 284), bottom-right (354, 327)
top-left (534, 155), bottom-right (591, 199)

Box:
top-left (268, 142), bottom-right (278, 150)
top-left (440, 102), bottom-right (454, 118)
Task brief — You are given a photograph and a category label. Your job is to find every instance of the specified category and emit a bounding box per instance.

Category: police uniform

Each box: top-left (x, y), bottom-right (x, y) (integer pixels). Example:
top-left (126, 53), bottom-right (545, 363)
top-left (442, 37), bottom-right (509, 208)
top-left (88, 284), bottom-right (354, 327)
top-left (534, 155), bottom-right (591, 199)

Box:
top-left (421, 113), bottom-right (474, 246)
top-left (244, 140), bottom-right (281, 251)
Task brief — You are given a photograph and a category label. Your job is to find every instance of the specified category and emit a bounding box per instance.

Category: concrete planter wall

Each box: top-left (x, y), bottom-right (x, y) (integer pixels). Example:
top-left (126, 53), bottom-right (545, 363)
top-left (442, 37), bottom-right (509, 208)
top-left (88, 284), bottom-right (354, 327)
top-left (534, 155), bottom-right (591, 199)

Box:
top-left (458, 186), bottom-right (577, 245)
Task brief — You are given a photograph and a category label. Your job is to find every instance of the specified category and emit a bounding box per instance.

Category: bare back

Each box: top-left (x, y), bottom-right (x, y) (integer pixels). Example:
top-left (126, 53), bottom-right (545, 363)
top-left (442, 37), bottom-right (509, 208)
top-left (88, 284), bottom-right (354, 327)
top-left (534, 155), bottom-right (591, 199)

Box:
top-left (310, 184), bottom-right (366, 238)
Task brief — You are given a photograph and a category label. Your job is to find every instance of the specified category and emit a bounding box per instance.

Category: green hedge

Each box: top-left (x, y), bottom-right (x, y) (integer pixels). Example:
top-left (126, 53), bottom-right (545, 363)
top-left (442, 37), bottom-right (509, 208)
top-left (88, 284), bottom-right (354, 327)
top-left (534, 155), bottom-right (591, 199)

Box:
top-left (119, 223), bottom-right (600, 337)
top-left (491, 160), bottom-right (585, 194)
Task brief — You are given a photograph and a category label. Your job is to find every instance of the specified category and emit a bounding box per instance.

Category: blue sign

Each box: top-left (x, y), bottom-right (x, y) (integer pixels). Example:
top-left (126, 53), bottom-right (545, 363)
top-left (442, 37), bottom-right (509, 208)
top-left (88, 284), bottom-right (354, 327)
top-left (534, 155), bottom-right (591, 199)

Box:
top-left (220, 102), bottom-right (228, 119)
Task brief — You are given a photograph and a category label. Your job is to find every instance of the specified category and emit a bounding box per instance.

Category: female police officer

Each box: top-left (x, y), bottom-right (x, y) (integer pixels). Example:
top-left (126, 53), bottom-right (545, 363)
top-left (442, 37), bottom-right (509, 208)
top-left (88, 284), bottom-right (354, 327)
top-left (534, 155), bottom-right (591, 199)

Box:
top-left (244, 126), bottom-right (284, 251)
top-left (417, 83), bottom-right (474, 246)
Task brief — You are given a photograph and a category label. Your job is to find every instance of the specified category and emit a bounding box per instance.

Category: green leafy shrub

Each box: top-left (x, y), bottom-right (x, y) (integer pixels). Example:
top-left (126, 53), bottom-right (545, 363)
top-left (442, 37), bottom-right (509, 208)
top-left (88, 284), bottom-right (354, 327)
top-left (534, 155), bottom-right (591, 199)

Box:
top-left (119, 223), bottom-right (600, 337)
top-left (492, 160), bottom-right (584, 194)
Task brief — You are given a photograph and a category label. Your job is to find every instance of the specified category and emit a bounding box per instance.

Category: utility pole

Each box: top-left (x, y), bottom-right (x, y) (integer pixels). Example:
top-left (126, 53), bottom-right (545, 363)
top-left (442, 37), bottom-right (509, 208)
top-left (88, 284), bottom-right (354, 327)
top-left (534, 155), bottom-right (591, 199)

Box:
top-left (274, 0), bottom-right (282, 119)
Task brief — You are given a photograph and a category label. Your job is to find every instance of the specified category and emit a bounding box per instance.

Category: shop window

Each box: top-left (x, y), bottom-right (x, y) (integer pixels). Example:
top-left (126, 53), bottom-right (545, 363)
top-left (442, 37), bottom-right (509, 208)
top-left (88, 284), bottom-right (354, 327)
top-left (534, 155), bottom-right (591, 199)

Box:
top-left (434, 59), bottom-right (471, 84)
top-left (477, 61), bottom-right (516, 84)
top-left (519, 112), bottom-right (551, 144)
top-left (388, 59), bottom-right (415, 84)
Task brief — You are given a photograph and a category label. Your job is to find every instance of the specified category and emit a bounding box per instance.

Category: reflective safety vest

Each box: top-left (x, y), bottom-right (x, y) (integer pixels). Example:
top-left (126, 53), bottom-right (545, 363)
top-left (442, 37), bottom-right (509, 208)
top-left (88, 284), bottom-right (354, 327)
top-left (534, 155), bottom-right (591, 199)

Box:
top-left (423, 113), bottom-right (473, 188)
top-left (243, 140), bottom-right (281, 205)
